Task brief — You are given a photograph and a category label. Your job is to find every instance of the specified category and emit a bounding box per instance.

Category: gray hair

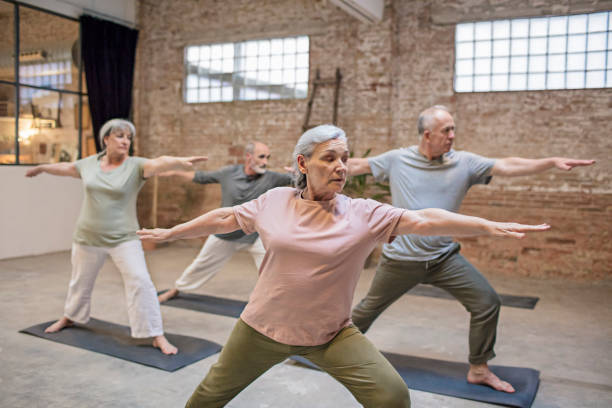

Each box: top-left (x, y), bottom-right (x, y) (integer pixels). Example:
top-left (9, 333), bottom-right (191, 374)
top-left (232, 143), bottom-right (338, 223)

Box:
top-left (245, 142), bottom-right (255, 155)
top-left (292, 124), bottom-right (347, 190)
top-left (99, 118), bottom-right (136, 149)
top-left (417, 105), bottom-right (450, 135)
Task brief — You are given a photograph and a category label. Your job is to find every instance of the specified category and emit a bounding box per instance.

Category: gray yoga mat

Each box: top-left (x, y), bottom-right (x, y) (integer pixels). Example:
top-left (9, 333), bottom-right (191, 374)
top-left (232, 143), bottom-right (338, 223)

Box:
top-left (20, 318), bottom-right (222, 372)
top-left (291, 353), bottom-right (540, 408)
top-left (158, 290), bottom-right (247, 318)
top-left (408, 285), bottom-right (539, 309)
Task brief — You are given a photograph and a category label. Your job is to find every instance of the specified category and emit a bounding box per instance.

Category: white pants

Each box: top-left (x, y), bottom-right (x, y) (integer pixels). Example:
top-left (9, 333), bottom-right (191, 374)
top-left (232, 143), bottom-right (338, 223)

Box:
top-left (175, 235), bottom-right (265, 291)
top-left (64, 240), bottom-right (164, 338)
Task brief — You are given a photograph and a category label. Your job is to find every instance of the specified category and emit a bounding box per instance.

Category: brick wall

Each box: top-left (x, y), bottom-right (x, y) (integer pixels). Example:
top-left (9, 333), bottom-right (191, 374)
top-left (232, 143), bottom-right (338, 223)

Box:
top-left (134, 0), bottom-right (611, 279)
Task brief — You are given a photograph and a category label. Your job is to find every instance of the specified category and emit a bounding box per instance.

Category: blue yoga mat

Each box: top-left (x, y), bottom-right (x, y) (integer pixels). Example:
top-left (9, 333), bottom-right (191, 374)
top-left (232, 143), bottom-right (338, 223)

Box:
top-left (20, 318), bottom-right (222, 372)
top-left (291, 353), bottom-right (540, 408)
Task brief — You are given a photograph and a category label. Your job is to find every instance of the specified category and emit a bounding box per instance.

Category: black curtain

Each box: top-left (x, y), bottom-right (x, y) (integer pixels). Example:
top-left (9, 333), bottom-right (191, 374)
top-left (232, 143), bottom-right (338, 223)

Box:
top-left (81, 15), bottom-right (139, 152)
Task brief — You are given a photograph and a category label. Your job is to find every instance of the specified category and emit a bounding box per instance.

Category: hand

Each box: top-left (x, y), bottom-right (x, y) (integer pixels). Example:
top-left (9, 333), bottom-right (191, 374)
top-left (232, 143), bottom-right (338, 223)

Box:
top-left (553, 158), bottom-right (595, 171)
top-left (283, 166), bottom-right (296, 174)
top-left (25, 167), bottom-right (44, 177)
top-left (137, 228), bottom-right (174, 243)
top-left (177, 156), bottom-right (208, 169)
top-left (488, 223), bottom-right (550, 239)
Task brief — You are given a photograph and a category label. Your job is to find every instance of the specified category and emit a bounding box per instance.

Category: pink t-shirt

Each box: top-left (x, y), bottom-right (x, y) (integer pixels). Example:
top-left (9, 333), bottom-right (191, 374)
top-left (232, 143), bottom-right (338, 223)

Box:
top-left (233, 187), bottom-right (405, 346)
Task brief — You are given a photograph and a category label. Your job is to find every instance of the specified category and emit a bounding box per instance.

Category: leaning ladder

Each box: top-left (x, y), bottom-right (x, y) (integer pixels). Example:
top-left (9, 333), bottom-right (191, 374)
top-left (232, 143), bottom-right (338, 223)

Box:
top-left (302, 68), bottom-right (342, 132)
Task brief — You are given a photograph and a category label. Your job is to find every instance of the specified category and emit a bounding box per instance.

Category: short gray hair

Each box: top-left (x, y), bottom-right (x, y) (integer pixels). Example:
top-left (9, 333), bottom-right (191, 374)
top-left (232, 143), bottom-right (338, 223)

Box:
top-left (292, 124), bottom-right (347, 190)
top-left (99, 118), bottom-right (136, 148)
top-left (245, 142), bottom-right (255, 154)
top-left (417, 105), bottom-right (450, 135)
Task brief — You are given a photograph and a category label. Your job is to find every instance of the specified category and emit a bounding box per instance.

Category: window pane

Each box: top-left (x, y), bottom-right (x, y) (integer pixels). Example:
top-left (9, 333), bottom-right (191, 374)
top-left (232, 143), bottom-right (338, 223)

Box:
top-left (200, 45), bottom-right (210, 60)
top-left (296, 53), bottom-right (309, 68)
top-left (509, 73), bottom-right (526, 90)
top-left (549, 16), bottom-right (567, 36)
top-left (456, 59), bottom-right (473, 76)
top-left (284, 38), bottom-right (297, 54)
top-left (492, 40), bottom-right (510, 56)
top-left (587, 52), bottom-right (606, 70)
top-left (567, 34), bottom-right (587, 53)
top-left (529, 55), bottom-right (546, 72)
top-left (185, 89), bottom-right (198, 103)
top-left (529, 37), bottom-right (547, 54)
top-left (454, 76), bottom-right (472, 92)
top-left (0, 83), bottom-right (16, 164)
top-left (210, 87), bottom-right (221, 101)
top-left (548, 36), bottom-right (567, 54)
top-left (492, 57), bottom-right (509, 74)
top-left (244, 41), bottom-right (257, 57)
top-left (608, 51), bottom-right (612, 69)
top-left (607, 70), bottom-right (612, 87)
top-left (566, 71), bottom-right (585, 88)
top-left (528, 73), bottom-right (546, 90)
top-left (474, 41), bottom-right (491, 57)
top-left (222, 44), bottom-right (234, 59)
top-left (19, 7), bottom-right (80, 92)
top-left (568, 14), bottom-right (587, 34)
top-left (474, 21), bottom-right (491, 40)
top-left (511, 19), bottom-right (529, 37)
top-left (567, 53), bottom-right (585, 70)
top-left (186, 46), bottom-right (199, 62)
top-left (586, 70), bottom-right (605, 87)
top-left (548, 54), bottom-right (566, 72)
top-left (474, 58), bottom-right (490, 74)
top-left (18, 88), bottom-right (79, 164)
top-left (511, 39), bottom-right (528, 55)
top-left (258, 40), bottom-right (270, 56)
top-left (456, 23), bottom-right (474, 42)
top-left (510, 56), bottom-right (527, 73)
top-left (587, 33), bottom-right (606, 51)
top-left (211, 44), bottom-right (223, 59)
top-left (530, 18), bottom-right (548, 37)
top-left (258, 55), bottom-right (270, 70)
top-left (473, 75), bottom-right (490, 91)
top-left (491, 74), bottom-right (508, 90)
top-left (456, 42), bottom-right (474, 59)
top-left (588, 12), bottom-right (608, 32)
top-left (493, 20), bottom-right (510, 39)
top-left (270, 39), bottom-right (283, 54)
top-left (547, 72), bottom-right (565, 89)
top-left (296, 36), bottom-right (309, 53)
top-left (0, 2), bottom-right (14, 83)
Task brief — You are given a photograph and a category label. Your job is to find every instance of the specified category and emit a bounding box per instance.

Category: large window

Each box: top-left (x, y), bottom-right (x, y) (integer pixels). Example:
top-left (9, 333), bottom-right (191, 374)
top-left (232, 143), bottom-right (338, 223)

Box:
top-left (184, 36), bottom-right (309, 103)
top-left (0, 0), bottom-right (90, 165)
top-left (455, 11), bottom-right (612, 92)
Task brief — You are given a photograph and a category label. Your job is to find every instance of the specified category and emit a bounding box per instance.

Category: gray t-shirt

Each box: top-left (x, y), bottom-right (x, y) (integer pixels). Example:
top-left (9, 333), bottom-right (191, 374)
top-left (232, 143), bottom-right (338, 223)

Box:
top-left (73, 153), bottom-right (148, 247)
top-left (369, 146), bottom-right (496, 261)
top-left (194, 165), bottom-right (293, 243)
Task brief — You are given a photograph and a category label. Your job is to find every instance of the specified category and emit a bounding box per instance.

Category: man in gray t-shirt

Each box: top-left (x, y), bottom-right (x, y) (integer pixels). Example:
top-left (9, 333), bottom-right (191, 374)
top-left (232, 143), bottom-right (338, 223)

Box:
top-left (348, 105), bottom-right (595, 393)
top-left (159, 142), bottom-right (293, 303)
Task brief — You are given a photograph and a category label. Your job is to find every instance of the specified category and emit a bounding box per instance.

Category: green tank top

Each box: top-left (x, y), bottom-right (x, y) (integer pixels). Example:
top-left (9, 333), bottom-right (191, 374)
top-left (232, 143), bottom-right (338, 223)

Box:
top-left (73, 153), bottom-right (148, 247)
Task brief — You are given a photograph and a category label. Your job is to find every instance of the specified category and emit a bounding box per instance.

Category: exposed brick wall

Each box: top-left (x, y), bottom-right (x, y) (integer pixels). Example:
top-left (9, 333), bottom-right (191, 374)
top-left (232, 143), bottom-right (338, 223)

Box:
top-left (134, 0), bottom-right (611, 279)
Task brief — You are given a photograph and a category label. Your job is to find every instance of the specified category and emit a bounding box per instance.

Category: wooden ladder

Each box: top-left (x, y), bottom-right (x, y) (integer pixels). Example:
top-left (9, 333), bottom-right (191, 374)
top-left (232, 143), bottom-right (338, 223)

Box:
top-left (302, 68), bottom-right (342, 132)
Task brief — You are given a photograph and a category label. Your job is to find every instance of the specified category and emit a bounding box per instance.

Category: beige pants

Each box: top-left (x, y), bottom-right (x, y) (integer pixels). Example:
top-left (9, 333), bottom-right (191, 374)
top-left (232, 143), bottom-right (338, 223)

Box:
top-left (64, 240), bottom-right (163, 338)
top-left (175, 235), bottom-right (265, 291)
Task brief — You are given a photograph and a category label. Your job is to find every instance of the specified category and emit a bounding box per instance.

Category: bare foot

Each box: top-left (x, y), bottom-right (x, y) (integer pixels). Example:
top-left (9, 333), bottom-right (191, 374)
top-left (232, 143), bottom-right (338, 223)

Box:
top-left (158, 288), bottom-right (179, 303)
top-left (153, 335), bottom-right (178, 355)
top-left (44, 317), bottom-right (74, 333)
top-left (467, 363), bottom-right (515, 393)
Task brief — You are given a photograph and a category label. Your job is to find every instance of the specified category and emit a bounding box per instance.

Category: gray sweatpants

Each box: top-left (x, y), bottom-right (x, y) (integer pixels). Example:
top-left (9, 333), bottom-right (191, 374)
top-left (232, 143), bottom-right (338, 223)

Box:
top-left (351, 244), bottom-right (501, 365)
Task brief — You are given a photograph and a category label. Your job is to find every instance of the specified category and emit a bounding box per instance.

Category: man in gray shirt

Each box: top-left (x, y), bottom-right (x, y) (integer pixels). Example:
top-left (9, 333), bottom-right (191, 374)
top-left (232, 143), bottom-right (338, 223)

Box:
top-left (348, 105), bottom-right (594, 392)
top-left (159, 142), bottom-right (293, 303)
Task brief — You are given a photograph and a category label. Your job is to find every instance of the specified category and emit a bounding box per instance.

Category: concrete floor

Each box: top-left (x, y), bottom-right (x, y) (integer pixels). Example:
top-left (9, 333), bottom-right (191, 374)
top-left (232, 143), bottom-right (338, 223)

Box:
top-left (1, 240), bottom-right (611, 408)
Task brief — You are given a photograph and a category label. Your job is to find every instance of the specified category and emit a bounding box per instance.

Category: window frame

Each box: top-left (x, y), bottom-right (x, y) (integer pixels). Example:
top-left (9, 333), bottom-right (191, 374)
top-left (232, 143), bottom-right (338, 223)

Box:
top-left (0, 0), bottom-right (87, 165)
top-left (454, 11), bottom-right (612, 93)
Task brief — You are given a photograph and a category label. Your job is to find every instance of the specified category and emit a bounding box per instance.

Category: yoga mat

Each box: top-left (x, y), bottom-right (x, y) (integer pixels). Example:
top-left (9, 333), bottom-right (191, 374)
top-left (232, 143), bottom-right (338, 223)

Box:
top-left (158, 290), bottom-right (247, 318)
top-left (20, 318), bottom-right (222, 372)
top-left (408, 284), bottom-right (539, 309)
top-left (290, 354), bottom-right (540, 408)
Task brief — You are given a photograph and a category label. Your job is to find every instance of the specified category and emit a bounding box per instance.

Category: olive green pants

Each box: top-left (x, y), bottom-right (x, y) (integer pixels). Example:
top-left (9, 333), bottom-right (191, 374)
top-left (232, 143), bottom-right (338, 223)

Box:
top-left (352, 244), bottom-right (501, 365)
top-left (185, 319), bottom-right (411, 407)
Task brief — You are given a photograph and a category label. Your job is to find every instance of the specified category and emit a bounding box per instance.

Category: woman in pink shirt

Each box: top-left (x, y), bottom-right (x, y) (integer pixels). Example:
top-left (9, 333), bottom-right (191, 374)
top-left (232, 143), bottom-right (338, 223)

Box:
top-left (138, 125), bottom-right (549, 408)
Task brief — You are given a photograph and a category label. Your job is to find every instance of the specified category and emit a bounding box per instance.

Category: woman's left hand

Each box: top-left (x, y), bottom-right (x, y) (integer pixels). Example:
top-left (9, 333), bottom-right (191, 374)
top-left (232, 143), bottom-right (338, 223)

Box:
top-left (488, 222), bottom-right (550, 239)
top-left (137, 228), bottom-right (174, 243)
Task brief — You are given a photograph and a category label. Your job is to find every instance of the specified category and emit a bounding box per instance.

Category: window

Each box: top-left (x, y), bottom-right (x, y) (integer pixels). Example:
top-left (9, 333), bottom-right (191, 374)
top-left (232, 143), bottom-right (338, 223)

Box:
top-left (184, 36), bottom-right (309, 103)
top-left (0, 0), bottom-right (89, 165)
top-left (455, 11), bottom-right (612, 92)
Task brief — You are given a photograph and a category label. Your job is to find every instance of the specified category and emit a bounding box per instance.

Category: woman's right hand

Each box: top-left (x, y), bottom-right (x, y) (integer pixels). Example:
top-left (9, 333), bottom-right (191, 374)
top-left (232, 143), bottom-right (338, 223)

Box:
top-left (137, 228), bottom-right (174, 243)
top-left (25, 166), bottom-right (44, 177)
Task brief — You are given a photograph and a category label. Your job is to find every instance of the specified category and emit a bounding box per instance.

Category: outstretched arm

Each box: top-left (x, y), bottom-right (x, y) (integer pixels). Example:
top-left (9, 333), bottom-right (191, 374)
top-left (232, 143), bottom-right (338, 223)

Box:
top-left (143, 156), bottom-right (208, 178)
top-left (137, 207), bottom-right (239, 242)
top-left (156, 170), bottom-right (196, 181)
top-left (394, 208), bottom-right (549, 239)
top-left (491, 157), bottom-right (595, 177)
top-left (347, 158), bottom-right (372, 176)
top-left (25, 162), bottom-right (79, 178)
